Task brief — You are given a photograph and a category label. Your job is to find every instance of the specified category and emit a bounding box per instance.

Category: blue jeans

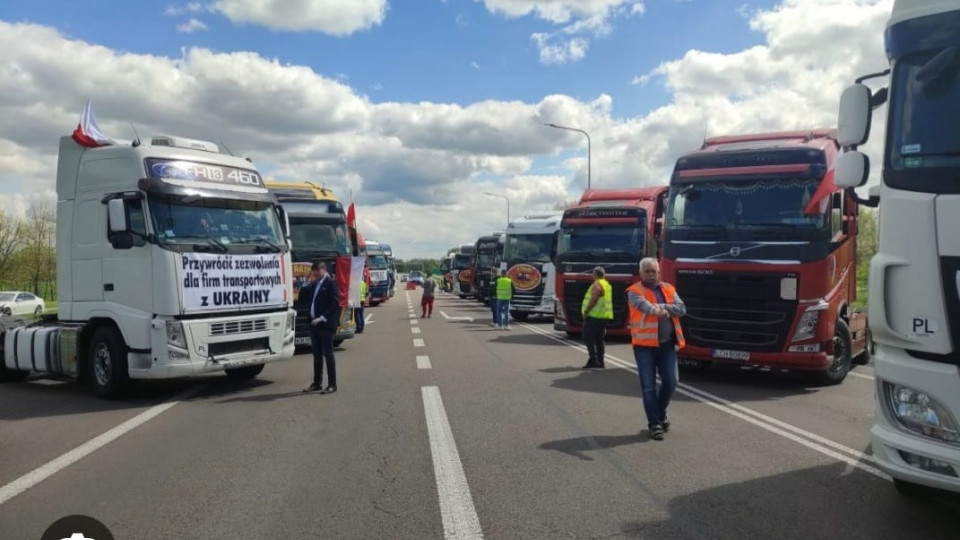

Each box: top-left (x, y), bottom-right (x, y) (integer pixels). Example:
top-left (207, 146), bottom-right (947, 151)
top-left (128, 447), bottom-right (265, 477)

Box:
top-left (633, 344), bottom-right (679, 427)
top-left (491, 298), bottom-right (499, 324)
top-left (497, 299), bottom-right (511, 326)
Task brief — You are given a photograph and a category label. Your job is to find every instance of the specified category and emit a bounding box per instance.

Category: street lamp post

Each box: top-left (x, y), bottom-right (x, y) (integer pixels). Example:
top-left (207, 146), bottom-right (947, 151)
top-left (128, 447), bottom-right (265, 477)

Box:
top-left (483, 192), bottom-right (510, 226)
top-left (544, 122), bottom-right (591, 190)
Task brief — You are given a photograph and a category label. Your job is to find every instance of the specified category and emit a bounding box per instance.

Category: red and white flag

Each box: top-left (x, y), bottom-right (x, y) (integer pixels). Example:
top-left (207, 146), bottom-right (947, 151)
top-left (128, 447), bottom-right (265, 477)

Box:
top-left (72, 100), bottom-right (116, 147)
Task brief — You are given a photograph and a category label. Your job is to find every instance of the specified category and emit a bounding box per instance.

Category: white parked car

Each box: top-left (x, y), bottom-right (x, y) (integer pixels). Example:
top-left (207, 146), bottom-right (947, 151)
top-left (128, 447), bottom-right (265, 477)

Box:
top-left (0, 291), bottom-right (46, 317)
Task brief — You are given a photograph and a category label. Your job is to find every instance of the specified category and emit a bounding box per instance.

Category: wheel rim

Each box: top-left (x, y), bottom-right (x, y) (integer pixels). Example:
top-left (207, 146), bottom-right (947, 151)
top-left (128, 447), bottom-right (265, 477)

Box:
top-left (93, 342), bottom-right (112, 386)
top-left (35, 307), bottom-right (42, 316)
top-left (830, 332), bottom-right (848, 374)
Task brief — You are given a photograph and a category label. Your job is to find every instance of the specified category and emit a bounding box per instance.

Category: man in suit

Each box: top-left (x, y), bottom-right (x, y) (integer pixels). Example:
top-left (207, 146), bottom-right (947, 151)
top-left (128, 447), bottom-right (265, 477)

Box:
top-left (300, 261), bottom-right (340, 394)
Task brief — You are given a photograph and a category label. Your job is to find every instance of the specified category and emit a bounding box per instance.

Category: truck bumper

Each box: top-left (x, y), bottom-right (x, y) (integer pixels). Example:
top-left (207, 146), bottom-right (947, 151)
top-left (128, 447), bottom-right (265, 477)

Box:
top-left (678, 344), bottom-right (833, 371)
top-left (870, 346), bottom-right (960, 493)
top-left (129, 309), bottom-right (296, 379)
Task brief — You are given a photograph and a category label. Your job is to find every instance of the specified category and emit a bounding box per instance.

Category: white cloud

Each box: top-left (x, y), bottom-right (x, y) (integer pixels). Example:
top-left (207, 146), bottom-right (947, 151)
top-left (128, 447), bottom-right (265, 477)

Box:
top-left (176, 18), bottom-right (209, 33)
top-left (165, 3), bottom-right (207, 16)
top-left (471, 61), bottom-right (481, 70)
top-left (0, 0), bottom-right (894, 258)
top-left (214, 0), bottom-right (388, 35)
top-left (531, 33), bottom-right (588, 64)
top-left (491, 1), bottom-right (644, 64)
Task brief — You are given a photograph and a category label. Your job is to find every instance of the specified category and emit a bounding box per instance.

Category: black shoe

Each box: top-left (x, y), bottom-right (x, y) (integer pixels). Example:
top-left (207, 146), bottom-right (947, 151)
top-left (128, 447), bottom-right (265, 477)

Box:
top-left (649, 424), bottom-right (665, 440)
top-left (582, 361), bottom-right (600, 370)
top-left (321, 386), bottom-right (337, 394)
top-left (662, 420), bottom-right (670, 433)
top-left (303, 383), bottom-right (320, 393)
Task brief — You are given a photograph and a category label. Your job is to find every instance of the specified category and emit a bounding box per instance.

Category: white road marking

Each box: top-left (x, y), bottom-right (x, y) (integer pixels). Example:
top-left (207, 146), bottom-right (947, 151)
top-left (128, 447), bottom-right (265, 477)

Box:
top-left (0, 385), bottom-right (202, 506)
top-left (518, 323), bottom-right (890, 482)
top-left (412, 327), bottom-right (422, 334)
top-left (411, 319), bottom-right (419, 325)
top-left (440, 311), bottom-right (474, 322)
top-left (848, 371), bottom-right (875, 381)
top-left (365, 314), bottom-right (373, 324)
top-left (417, 356), bottom-right (432, 370)
top-left (414, 339), bottom-right (425, 347)
top-left (421, 386), bottom-right (485, 540)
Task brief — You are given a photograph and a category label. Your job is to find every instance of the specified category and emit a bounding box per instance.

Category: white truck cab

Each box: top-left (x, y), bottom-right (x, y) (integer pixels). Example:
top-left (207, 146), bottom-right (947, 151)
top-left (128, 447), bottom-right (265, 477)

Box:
top-left (0, 132), bottom-right (296, 398)
top-left (502, 213), bottom-right (561, 322)
top-left (837, 0), bottom-right (960, 495)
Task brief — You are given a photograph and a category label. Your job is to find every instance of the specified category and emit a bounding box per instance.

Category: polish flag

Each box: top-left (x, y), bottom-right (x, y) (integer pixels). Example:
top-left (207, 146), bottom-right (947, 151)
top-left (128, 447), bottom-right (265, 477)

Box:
top-left (346, 202), bottom-right (357, 230)
top-left (72, 100), bottom-right (116, 148)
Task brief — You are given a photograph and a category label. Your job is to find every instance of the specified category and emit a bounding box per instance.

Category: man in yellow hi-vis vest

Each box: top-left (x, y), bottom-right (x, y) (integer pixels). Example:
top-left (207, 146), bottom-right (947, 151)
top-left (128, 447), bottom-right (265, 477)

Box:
top-left (626, 257), bottom-right (686, 441)
top-left (355, 279), bottom-right (367, 334)
top-left (495, 270), bottom-right (514, 330)
top-left (581, 266), bottom-right (613, 369)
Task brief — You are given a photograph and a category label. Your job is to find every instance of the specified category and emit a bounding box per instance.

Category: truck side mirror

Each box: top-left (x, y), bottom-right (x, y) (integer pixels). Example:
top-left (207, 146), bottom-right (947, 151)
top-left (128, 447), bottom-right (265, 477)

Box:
top-left (838, 83), bottom-right (872, 147)
top-left (108, 198), bottom-right (128, 233)
top-left (835, 151), bottom-right (869, 188)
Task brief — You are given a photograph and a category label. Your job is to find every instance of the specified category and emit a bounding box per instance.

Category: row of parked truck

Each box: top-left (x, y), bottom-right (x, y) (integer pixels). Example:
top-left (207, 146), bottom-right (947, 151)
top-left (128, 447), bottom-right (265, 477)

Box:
top-left (1, 0), bottom-right (957, 495)
top-left (446, 128), bottom-right (870, 386)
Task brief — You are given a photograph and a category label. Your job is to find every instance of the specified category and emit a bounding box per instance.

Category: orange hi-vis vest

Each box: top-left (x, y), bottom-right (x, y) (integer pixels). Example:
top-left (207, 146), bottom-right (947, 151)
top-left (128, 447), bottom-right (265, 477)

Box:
top-left (626, 281), bottom-right (686, 349)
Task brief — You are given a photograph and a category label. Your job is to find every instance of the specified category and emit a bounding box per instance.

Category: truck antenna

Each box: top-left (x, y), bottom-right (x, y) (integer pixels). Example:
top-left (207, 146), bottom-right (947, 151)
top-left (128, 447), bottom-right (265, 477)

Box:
top-left (130, 123), bottom-right (142, 147)
top-left (220, 141), bottom-right (235, 156)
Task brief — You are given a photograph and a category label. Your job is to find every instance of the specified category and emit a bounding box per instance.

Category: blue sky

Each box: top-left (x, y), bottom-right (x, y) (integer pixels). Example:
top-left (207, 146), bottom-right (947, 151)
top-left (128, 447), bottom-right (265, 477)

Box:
top-left (0, 0), bottom-right (891, 258)
top-left (2, 0), bottom-right (774, 118)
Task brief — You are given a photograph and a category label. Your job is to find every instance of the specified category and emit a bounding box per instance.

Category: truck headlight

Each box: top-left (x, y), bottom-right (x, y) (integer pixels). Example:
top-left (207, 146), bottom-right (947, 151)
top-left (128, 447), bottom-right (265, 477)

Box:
top-left (555, 301), bottom-right (565, 319)
top-left (286, 310), bottom-right (296, 333)
top-left (166, 321), bottom-right (186, 348)
top-left (791, 302), bottom-right (827, 342)
top-left (883, 382), bottom-right (960, 445)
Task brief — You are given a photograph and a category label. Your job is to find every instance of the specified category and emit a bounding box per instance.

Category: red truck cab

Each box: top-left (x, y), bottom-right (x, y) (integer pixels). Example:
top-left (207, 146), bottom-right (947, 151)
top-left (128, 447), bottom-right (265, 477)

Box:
top-left (661, 129), bottom-right (868, 384)
top-left (554, 186), bottom-right (668, 337)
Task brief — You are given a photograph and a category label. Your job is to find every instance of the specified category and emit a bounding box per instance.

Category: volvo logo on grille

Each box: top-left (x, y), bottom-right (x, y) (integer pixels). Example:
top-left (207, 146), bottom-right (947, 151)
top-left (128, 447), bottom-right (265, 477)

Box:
top-left (730, 247), bottom-right (742, 257)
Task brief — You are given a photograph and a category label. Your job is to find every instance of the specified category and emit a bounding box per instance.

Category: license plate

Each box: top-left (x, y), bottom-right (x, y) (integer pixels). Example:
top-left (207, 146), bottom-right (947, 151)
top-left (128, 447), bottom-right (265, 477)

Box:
top-left (712, 349), bottom-right (750, 361)
top-left (295, 337), bottom-right (311, 346)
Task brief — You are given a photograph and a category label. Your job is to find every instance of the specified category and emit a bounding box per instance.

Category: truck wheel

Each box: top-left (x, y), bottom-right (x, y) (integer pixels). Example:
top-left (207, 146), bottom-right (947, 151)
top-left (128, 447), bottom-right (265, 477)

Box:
top-left (854, 326), bottom-right (873, 365)
top-left (814, 319), bottom-right (852, 386)
top-left (511, 312), bottom-right (529, 322)
top-left (224, 364), bottom-right (265, 380)
top-left (88, 326), bottom-right (130, 399)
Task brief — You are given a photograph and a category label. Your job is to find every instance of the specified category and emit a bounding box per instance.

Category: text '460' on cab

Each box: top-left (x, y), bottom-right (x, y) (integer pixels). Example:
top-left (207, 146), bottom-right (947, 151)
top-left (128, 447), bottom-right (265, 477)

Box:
top-left (0, 112), bottom-right (296, 398)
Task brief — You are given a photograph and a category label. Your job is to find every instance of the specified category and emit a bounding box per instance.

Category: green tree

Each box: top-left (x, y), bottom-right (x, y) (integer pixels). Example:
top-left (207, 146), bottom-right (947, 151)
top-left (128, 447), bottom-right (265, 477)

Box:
top-left (855, 208), bottom-right (879, 308)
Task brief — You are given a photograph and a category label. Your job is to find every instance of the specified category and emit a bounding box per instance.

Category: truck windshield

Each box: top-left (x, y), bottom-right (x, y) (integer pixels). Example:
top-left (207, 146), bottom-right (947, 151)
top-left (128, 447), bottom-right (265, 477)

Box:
top-left (369, 255), bottom-right (388, 269)
top-left (558, 224), bottom-right (645, 261)
top-left (453, 254), bottom-right (471, 270)
top-left (289, 218), bottom-right (351, 259)
top-left (476, 251), bottom-right (496, 270)
top-left (888, 46), bottom-right (960, 171)
top-left (504, 234), bottom-right (554, 263)
top-left (148, 196), bottom-right (285, 249)
top-left (666, 178), bottom-right (828, 238)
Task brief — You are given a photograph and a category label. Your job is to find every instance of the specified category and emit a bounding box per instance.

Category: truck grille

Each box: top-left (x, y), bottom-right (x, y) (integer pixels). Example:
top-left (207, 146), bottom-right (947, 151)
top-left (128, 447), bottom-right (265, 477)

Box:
top-left (676, 272), bottom-right (796, 352)
top-left (563, 280), bottom-right (630, 328)
top-left (210, 337), bottom-right (270, 357)
top-left (210, 319), bottom-right (268, 336)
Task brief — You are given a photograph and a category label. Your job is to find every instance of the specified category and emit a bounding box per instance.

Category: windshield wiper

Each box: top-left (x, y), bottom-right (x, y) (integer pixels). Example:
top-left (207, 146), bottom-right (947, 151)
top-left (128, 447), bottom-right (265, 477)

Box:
top-left (245, 238), bottom-right (282, 253)
top-left (174, 235), bottom-right (229, 253)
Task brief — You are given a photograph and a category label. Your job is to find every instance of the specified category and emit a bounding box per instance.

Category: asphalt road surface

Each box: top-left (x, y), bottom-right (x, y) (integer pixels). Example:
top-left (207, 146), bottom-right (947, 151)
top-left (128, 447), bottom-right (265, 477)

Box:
top-left (2, 288), bottom-right (959, 540)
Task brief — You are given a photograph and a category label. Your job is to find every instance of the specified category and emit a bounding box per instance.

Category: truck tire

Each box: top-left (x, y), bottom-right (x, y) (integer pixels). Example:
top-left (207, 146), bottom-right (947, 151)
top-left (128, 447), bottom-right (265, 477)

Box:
top-left (511, 312), bottom-right (529, 322)
top-left (224, 364), bottom-right (265, 380)
top-left (814, 318), bottom-right (852, 386)
top-left (88, 326), bottom-right (130, 399)
top-left (854, 326), bottom-right (873, 365)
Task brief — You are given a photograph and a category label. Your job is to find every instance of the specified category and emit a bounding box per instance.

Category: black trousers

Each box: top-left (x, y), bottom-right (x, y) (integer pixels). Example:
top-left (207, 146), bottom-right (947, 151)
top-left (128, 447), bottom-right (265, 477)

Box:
top-left (310, 326), bottom-right (337, 387)
top-left (583, 317), bottom-right (607, 365)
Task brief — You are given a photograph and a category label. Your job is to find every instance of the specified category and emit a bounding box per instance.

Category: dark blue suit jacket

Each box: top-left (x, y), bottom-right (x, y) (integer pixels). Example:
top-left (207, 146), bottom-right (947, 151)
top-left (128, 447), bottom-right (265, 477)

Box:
top-left (299, 276), bottom-right (340, 333)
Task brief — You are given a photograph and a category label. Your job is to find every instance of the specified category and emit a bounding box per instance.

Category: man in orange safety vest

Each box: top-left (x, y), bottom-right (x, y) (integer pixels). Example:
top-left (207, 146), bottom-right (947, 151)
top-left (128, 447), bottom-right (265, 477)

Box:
top-left (626, 257), bottom-right (686, 441)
